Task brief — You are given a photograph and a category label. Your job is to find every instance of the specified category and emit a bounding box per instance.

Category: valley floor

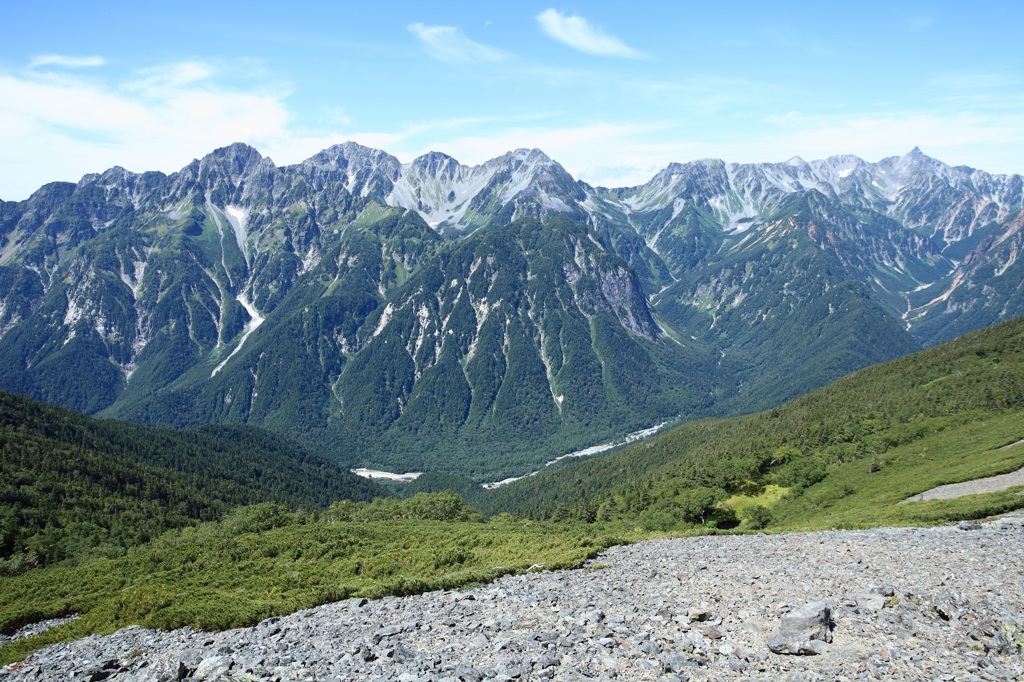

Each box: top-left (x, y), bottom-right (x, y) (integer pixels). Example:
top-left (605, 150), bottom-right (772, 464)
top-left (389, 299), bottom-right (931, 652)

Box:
top-left (3, 515), bottom-right (1023, 681)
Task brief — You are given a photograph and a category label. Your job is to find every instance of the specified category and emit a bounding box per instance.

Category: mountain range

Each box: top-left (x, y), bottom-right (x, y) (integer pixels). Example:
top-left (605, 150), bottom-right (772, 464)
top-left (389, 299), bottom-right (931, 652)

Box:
top-left (1, 143), bottom-right (1021, 479)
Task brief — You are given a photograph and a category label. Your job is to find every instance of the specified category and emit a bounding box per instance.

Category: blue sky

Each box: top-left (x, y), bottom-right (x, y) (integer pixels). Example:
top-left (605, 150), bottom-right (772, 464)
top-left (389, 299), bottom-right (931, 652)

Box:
top-left (2, 1), bottom-right (1023, 200)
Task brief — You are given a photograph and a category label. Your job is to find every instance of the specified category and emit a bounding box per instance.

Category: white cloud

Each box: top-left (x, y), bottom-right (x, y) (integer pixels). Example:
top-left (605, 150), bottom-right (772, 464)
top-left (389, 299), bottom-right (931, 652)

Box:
top-left (0, 62), bottom-right (310, 200)
top-left (407, 23), bottom-right (508, 63)
top-left (28, 54), bottom-right (105, 69)
top-left (536, 9), bottom-right (645, 59)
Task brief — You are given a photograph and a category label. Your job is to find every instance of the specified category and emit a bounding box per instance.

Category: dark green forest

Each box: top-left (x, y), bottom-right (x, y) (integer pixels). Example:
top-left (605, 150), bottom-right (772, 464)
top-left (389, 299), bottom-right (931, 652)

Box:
top-left (0, 392), bottom-right (384, 575)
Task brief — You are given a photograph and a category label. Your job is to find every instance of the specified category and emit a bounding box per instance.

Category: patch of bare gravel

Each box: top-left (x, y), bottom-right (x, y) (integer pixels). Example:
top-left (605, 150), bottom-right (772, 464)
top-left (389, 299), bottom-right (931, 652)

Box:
top-left (903, 465), bottom-right (1024, 503)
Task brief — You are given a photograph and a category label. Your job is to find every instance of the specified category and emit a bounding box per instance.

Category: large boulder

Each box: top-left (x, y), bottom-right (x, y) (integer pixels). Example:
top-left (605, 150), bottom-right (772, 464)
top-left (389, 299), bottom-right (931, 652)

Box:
top-left (767, 601), bottom-right (834, 655)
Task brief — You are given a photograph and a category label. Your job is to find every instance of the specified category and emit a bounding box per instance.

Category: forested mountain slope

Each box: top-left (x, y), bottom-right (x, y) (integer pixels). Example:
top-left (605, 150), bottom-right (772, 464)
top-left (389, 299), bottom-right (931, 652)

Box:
top-left (0, 391), bottom-right (384, 574)
top-left (483, 315), bottom-right (1024, 526)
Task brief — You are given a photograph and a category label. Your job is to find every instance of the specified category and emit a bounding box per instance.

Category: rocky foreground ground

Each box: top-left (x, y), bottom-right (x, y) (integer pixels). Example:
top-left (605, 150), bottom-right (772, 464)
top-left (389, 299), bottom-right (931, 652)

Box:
top-left (3, 513), bottom-right (1023, 681)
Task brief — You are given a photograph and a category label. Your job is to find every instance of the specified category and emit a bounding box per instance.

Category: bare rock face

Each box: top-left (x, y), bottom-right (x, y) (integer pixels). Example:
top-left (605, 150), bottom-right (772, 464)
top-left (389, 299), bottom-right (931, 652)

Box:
top-left (767, 601), bottom-right (834, 655)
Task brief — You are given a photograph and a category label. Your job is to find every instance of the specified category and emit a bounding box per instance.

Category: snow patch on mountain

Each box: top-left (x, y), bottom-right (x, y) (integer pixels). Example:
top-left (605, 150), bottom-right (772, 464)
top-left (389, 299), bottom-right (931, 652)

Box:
top-left (211, 293), bottom-right (264, 377)
top-left (224, 206), bottom-right (248, 261)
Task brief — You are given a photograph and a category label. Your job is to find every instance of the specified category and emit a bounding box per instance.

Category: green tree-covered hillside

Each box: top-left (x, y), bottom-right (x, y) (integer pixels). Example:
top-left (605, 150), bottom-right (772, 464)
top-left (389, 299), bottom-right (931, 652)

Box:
top-left (0, 391), bottom-right (384, 574)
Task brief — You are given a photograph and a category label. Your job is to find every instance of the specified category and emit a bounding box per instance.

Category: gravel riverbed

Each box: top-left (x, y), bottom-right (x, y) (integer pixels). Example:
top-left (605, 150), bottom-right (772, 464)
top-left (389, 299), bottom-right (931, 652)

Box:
top-left (3, 513), bottom-right (1023, 681)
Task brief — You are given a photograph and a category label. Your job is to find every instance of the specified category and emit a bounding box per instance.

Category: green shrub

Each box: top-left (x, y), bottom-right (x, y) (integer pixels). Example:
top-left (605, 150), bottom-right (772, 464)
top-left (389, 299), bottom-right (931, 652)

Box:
top-left (745, 505), bottom-right (772, 530)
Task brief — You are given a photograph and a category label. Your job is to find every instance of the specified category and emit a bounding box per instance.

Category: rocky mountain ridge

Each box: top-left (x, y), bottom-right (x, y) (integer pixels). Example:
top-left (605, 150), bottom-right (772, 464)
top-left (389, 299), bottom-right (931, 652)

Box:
top-left (1, 143), bottom-right (1022, 477)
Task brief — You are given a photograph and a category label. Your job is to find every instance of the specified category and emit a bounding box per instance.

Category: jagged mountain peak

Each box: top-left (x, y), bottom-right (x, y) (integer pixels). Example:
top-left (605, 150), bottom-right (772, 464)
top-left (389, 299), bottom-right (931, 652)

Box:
top-left (499, 147), bottom-right (553, 164)
top-left (299, 141), bottom-right (400, 174)
top-left (409, 150), bottom-right (460, 177)
top-left (77, 166), bottom-right (137, 188)
top-left (894, 146), bottom-right (942, 172)
top-left (19, 181), bottom-right (76, 207)
top-left (685, 158), bottom-right (729, 172)
top-left (204, 141), bottom-right (263, 160)
top-left (621, 158), bottom-right (729, 210)
top-left (292, 141), bottom-right (402, 199)
top-left (483, 148), bottom-right (570, 182)
top-left (642, 159), bottom-right (728, 190)
top-left (809, 154), bottom-right (871, 180)
top-left (199, 143), bottom-right (265, 178)
top-left (509, 149), bottom-right (577, 184)
top-left (384, 146), bottom-right (585, 232)
top-left (875, 146), bottom-right (949, 181)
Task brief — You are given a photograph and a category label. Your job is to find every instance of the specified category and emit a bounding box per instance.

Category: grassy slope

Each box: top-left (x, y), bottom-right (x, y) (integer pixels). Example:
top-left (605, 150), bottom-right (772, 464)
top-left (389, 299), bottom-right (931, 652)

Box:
top-left (482, 315), bottom-right (1024, 526)
top-left (770, 413), bottom-right (1024, 530)
top-left (0, 499), bottom-right (641, 666)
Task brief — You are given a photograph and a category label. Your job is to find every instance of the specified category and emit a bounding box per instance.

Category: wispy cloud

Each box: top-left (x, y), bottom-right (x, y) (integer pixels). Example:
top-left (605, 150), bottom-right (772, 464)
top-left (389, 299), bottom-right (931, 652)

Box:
top-left (536, 9), bottom-right (645, 59)
top-left (407, 23), bottom-right (508, 63)
top-left (0, 61), bottom-right (310, 200)
top-left (28, 54), bottom-right (105, 69)
top-left (122, 62), bottom-right (215, 92)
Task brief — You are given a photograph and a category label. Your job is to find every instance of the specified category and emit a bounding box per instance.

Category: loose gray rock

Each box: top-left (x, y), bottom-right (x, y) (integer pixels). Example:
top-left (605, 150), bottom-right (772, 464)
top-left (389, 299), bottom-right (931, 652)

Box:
top-left (853, 593), bottom-right (886, 610)
top-left (192, 655), bottom-right (233, 679)
top-left (767, 601), bottom-right (833, 655)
